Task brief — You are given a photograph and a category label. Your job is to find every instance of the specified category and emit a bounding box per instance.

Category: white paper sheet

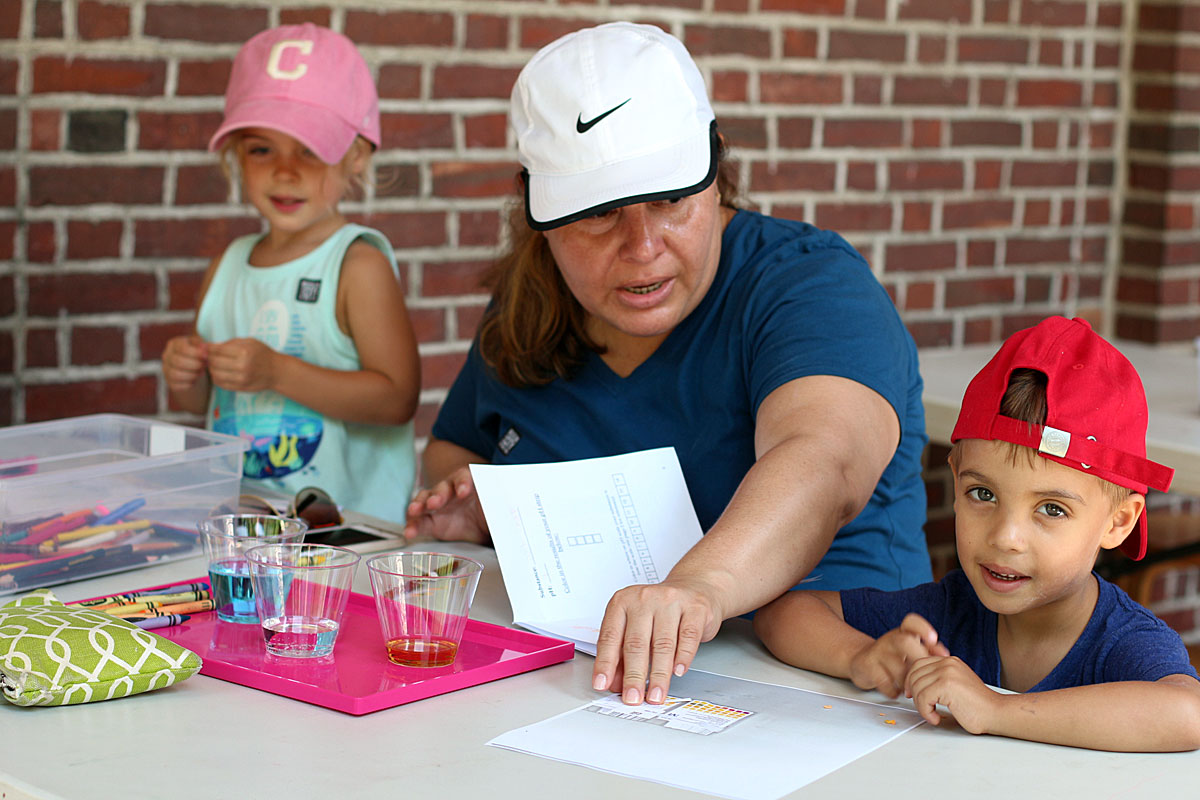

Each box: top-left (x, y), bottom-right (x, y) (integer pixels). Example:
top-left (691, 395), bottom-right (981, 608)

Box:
top-left (490, 669), bottom-right (925, 800)
top-left (470, 448), bottom-right (703, 652)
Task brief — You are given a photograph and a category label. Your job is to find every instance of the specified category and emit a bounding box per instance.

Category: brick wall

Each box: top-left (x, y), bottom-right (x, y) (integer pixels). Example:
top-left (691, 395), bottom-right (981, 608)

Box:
top-left (3, 1), bottom-right (1199, 634)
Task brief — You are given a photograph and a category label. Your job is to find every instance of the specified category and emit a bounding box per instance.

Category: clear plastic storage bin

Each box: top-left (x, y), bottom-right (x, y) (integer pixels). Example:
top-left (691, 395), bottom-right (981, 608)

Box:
top-left (0, 414), bottom-right (247, 596)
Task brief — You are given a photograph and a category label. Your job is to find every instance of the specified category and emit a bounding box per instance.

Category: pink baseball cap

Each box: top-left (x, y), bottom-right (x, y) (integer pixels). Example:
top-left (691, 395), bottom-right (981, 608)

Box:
top-left (208, 23), bottom-right (380, 165)
top-left (951, 316), bottom-right (1174, 560)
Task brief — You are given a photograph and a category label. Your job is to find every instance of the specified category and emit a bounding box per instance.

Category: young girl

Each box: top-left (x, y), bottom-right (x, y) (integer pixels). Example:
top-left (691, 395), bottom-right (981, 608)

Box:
top-left (162, 23), bottom-right (420, 523)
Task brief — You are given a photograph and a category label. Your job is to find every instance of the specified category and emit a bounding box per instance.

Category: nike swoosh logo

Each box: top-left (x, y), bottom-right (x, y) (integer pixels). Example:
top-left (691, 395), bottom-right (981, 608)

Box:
top-left (576, 98), bottom-right (631, 133)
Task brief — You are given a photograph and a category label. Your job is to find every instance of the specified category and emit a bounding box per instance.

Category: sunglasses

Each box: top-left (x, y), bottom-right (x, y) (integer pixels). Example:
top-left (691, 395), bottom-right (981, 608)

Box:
top-left (211, 487), bottom-right (344, 529)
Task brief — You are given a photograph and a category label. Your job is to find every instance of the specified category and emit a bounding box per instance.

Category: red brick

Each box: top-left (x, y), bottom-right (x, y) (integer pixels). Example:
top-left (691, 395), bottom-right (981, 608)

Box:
top-left (855, 0), bottom-right (887, 17)
top-left (422, 260), bottom-right (490, 297)
top-left (518, 18), bottom-right (593, 50)
top-left (903, 201), bottom-right (932, 232)
top-left (944, 199), bottom-right (1014, 230)
top-left (177, 60), bottom-right (230, 96)
top-left (1092, 81), bottom-right (1117, 108)
top-left (0, 60), bottom-right (15, 94)
top-left (945, 275), bottom-right (1016, 307)
top-left (378, 64), bottom-right (421, 100)
top-left (814, 202), bottom-right (893, 232)
top-left (906, 320), bottom-right (953, 348)
top-left (1128, 123), bottom-right (1200, 153)
top-left (1038, 38), bottom-right (1065, 67)
top-left (67, 220), bottom-right (123, 259)
top-left (138, 111), bottom-right (223, 151)
top-left (884, 241), bottom-right (957, 272)
top-left (1026, 274), bottom-right (1052, 302)
top-left (964, 316), bottom-right (996, 343)
top-left (144, 4), bottom-right (267, 42)
top-left (0, 331), bottom-right (11, 374)
top-left (456, 303), bottom-right (487, 341)
top-left (176, 164), bottom-right (229, 205)
top-left (760, 73), bottom-right (843, 104)
top-left (1088, 160), bottom-right (1115, 187)
top-left (380, 113), bottom-right (454, 150)
top-left (29, 108), bottom-right (60, 150)
top-left (26, 376), bottom-right (158, 421)
top-left (1059, 199), bottom-right (1076, 226)
top-left (459, 210), bottom-right (501, 249)
top-left (71, 326), bottom-right (125, 365)
top-left (958, 36), bottom-right (1029, 64)
top-left (720, 116), bottom-right (767, 150)
top-left (893, 76), bottom-right (968, 105)
top-left (900, 0), bottom-right (970, 21)
top-left (685, 25), bottom-right (770, 57)
top-left (1017, 79), bottom-right (1082, 107)
top-left (714, 0), bottom-right (750, 10)
top-left (29, 273), bottom-right (156, 315)
top-left (828, 30), bottom-right (906, 62)
top-left (1024, 199), bottom-right (1052, 226)
top-left (1085, 198), bottom-right (1111, 225)
top-left (750, 161), bottom-right (838, 192)
top-left (762, 0), bottom-right (844, 10)
top-left (887, 161), bottom-right (964, 191)
top-left (778, 118), bottom-right (814, 148)
top-left (712, 70), bottom-right (749, 103)
top-left (783, 29), bottom-right (818, 59)
top-left (138, 320), bottom-right (191, 360)
top-left (917, 35), bottom-right (947, 64)
top-left (1010, 160), bottom-right (1078, 187)
top-left (27, 222), bottom-right (55, 263)
top-left (979, 78), bottom-right (1007, 106)
top-left (853, 75), bottom-right (883, 105)
top-left (847, 161), bottom-right (876, 190)
top-left (371, 212), bottom-right (449, 250)
top-left (167, 268), bottom-right (206, 310)
top-left (345, 11), bottom-right (453, 46)
top-left (1019, 0), bottom-right (1087, 27)
top-left (431, 161), bottom-right (517, 199)
top-left (0, 273), bottom-right (13, 314)
top-left (134, 218), bottom-right (260, 258)
top-left (950, 120), bottom-right (1021, 147)
top-left (0, 223), bottom-right (14, 261)
top-left (0, 4), bottom-right (20, 38)
top-left (34, 57), bottom-right (166, 96)
top-left (463, 114), bottom-right (508, 150)
top-left (433, 65), bottom-right (521, 100)
top-left (1032, 120), bottom-right (1059, 148)
top-left (1005, 237), bottom-right (1072, 264)
top-left (0, 109), bottom-right (12, 150)
top-left (36, 0), bottom-right (63, 38)
top-left (1096, 2), bottom-right (1123, 27)
top-left (421, 351), bottom-right (469, 393)
top-left (279, 8), bottom-right (331, 27)
top-left (905, 281), bottom-right (935, 310)
top-left (912, 119), bottom-right (941, 149)
top-left (0, 166), bottom-right (12, 206)
top-left (78, 1), bottom-right (130, 39)
top-left (25, 328), bottom-right (58, 368)
top-left (408, 307), bottom-right (447, 345)
top-left (30, 166), bottom-right (164, 206)
top-left (824, 119), bottom-right (902, 148)
top-left (1094, 42), bottom-right (1120, 69)
top-left (465, 14), bottom-right (508, 49)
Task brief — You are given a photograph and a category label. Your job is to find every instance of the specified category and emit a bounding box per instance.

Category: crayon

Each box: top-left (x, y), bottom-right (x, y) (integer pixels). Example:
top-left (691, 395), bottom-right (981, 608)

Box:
top-left (52, 519), bottom-right (152, 547)
top-left (91, 498), bottom-right (146, 527)
top-left (0, 545), bottom-right (136, 590)
top-left (115, 599), bottom-right (214, 618)
top-left (76, 589), bottom-right (210, 609)
top-left (128, 614), bottom-right (191, 630)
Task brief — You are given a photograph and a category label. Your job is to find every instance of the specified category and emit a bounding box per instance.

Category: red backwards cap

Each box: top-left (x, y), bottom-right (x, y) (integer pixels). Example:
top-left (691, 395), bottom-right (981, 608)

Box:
top-left (951, 316), bottom-right (1173, 560)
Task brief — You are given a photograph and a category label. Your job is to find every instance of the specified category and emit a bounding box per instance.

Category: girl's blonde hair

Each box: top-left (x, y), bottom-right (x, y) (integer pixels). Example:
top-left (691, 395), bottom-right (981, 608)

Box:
top-left (477, 136), bottom-right (740, 388)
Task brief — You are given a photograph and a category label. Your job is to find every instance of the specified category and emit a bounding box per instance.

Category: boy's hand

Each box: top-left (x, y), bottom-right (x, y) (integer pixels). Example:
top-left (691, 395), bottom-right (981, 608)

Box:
top-left (905, 654), bottom-right (1000, 732)
top-left (403, 466), bottom-right (490, 544)
top-left (162, 334), bottom-right (209, 392)
top-left (207, 338), bottom-right (278, 393)
top-left (848, 613), bottom-right (949, 698)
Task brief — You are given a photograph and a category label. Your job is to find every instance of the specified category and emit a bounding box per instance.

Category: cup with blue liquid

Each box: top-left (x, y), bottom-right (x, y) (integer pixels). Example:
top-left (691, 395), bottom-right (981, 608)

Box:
top-left (245, 543), bottom-right (360, 658)
top-left (198, 515), bottom-right (308, 624)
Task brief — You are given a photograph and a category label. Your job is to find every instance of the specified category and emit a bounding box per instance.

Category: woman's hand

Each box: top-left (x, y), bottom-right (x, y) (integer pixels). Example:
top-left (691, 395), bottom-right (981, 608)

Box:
top-left (403, 465), bottom-right (491, 544)
top-left (591, 576), bottom-right (724, 705)
top-left (847, 613), bottom-right (949, 698)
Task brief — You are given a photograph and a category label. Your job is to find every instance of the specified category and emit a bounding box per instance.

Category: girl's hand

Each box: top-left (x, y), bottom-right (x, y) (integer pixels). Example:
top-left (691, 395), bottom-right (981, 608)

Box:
top-left (848, 613), bottom-right (949, 698)
top-left (403, 466), bottom-right (490, 544)
top-left (162, 334), bottom-right (209, 392)
top-left (905, 654), bottom-right (1000, 732)
top-left (207, 338), bottom-right (278, 393)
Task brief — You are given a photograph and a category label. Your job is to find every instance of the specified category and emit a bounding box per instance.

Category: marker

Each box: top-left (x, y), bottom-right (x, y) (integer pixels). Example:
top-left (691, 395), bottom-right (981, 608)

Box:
top-left (128, 614), bottom-right (191, 630)
top-left (91, 498), bottom-right (146, 527)
top-left (51, 519), bottom-right (152, 547)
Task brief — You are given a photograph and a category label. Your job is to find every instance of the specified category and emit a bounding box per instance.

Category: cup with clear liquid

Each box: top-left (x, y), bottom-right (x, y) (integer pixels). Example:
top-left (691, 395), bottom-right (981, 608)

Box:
top-left (367, 551), bottom-right (483, 668)
top-left (244, 542), bottom-right (360, 658)
top-left (198, 515), bottom-right (308, 624)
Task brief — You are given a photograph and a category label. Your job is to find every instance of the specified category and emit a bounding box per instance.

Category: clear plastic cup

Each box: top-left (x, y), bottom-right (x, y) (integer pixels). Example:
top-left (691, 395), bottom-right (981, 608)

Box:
top-left (245, 543), bottom-right (360, 659)
top-left (367, 552), bottom-right (483, 668)
top-left (198, 515), bottom-right (308, 624)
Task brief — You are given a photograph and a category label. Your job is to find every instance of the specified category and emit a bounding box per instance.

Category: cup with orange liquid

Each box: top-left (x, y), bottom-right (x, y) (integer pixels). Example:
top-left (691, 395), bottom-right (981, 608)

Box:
top-left (366, 552), bottom-right (483, 668)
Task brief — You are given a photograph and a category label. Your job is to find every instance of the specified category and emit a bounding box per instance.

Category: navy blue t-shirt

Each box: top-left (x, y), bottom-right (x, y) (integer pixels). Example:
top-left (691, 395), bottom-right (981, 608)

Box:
top-left (433, 209), bottom-right (932, 591)
top-left (841, 570), bottom-right (1199, 689)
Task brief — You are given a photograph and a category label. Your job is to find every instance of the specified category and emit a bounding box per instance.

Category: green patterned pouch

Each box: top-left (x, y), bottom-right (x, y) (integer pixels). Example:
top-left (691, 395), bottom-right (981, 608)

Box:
top-left (0, 590), bottom-right (202, 707)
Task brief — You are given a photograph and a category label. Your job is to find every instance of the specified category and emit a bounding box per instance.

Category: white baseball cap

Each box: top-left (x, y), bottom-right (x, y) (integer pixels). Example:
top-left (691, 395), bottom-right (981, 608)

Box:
top-left (511, 22), bottom-right (718, 230)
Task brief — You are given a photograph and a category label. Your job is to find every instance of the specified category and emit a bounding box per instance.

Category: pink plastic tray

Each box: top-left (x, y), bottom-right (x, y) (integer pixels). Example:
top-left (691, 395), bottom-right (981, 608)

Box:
top-left (99, 578), bottom-right (574, 715)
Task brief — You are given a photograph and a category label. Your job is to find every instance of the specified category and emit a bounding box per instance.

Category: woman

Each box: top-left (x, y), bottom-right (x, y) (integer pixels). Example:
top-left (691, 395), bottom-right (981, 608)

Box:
top-left (405, 22), bottom-right (932, 705)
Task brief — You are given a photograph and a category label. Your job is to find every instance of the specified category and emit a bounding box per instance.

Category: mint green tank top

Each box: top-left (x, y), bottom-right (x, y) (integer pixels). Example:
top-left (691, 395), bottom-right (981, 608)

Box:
top-left (197, 223), bottom-right (416, 523)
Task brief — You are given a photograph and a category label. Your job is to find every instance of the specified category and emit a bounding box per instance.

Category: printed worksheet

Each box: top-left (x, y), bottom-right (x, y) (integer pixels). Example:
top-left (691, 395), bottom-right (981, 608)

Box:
top-left (490, 669), bottom-right (925, 800)
top-left (470, 448), bottom-right (703, 652)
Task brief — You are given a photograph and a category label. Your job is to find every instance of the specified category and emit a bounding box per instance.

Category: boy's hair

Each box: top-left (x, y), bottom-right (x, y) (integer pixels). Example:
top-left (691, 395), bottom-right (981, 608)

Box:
top-left (949, 368), bottom-right (1132, 512)
top-left (948, 316), bottom-right (1173, 560)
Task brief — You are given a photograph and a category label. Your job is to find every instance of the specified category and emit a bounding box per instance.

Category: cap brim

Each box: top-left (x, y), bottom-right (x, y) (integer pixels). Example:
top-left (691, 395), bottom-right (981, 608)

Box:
top-left (524, 121), bottom-right (719, 231)
top-left (208, 97), bottom-right (360, 165)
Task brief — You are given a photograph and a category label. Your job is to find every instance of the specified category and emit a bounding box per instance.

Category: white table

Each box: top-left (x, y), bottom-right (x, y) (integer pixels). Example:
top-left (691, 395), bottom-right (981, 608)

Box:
top-left (2, 535), bottom-right (1198, 800)
top-left (920, 339), bottom-right (1200, 498)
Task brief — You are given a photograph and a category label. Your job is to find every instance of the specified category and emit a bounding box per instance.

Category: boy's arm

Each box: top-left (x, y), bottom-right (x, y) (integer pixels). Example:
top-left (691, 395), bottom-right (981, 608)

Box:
top-left (908, 658), bottom-right (1200, 752)
top-left (206, 242), bottom-right (421, 426)
top-left (754, 590), bottom-right (869, 678)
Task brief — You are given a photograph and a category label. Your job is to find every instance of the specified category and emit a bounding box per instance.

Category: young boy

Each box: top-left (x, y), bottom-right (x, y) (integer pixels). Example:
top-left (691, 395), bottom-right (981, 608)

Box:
top-left (754, 316), bottom-right (1200, 751)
